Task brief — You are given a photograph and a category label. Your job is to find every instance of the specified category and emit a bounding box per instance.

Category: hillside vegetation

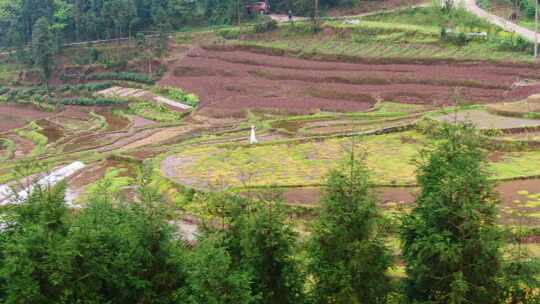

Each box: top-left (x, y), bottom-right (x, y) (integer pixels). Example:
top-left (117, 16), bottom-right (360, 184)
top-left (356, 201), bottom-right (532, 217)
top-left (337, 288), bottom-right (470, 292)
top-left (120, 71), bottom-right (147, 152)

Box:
top-left (218, 6), bottom-right (535, 62)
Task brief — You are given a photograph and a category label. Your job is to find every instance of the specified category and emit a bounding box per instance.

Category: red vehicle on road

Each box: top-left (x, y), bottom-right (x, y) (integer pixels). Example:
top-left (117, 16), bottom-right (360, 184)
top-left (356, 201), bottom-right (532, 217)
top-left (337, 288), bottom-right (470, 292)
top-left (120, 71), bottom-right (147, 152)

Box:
top-left (246, 1), bottom-right (270, 15)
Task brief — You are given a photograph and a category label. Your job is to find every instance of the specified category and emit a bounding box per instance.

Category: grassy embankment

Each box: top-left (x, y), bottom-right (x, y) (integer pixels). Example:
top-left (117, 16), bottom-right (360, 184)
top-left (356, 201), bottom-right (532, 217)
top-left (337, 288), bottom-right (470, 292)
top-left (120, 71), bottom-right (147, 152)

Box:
top-left (219, 6), bottom-right (535, 62)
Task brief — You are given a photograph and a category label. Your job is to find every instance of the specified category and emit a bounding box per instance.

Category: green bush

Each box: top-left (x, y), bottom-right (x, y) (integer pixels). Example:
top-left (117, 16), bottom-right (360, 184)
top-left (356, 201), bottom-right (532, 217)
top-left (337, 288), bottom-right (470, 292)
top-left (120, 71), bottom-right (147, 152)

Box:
top-left (183, 93), bottom-right (199, 107)
top-left (59, 82), bottom-right (113, 93)
top-left (86, 72), bottom-right (155, 84)
top-left (6, 87), bottom-right (47, 101)
top-left (156, 86), bottom-right (200, 108)
top-left (441, 29), bottom-right (470, 46)
top-left (218, 28), bottom-right (242, 40)
top-left (491, 33), bottom-right (533, 53)
top-left (59, 97), bottom-right (126, 106)
top-left (254, 20), bottom-right (278, 33)
top-left (128, 101), bottom-right (183, 122)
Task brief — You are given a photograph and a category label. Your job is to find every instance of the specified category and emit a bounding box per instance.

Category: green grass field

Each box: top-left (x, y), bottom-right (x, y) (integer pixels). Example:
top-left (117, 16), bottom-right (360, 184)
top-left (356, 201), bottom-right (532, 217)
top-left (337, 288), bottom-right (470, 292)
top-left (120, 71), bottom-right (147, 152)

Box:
top-left (165, 129), bottom-right (540, 188)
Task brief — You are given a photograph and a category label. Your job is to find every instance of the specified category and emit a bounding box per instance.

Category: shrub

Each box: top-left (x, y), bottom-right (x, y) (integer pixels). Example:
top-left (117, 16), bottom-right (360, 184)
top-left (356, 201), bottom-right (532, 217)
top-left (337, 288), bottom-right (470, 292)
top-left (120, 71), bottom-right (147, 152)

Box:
top-left (128, 101), bottom-right (183, 122)
top-left (253, 20), bottom-right (279, 33)
top-left (492, 33), bottom-right (534, 53)
top-left (156, 86), bottom-right (200, 107)
top-left (217, 28), bottom-right (242, 40)
top-left (6, 87), bottom-right (47, 101)
top-left (86, 72), bottom-right (154, 84)
top-left (183, 93), bottom-right (199, 107)
top-left (58, 82), bottom-right (112, 93)
top-left (59, 97), bottom-right (126, 106)
top-left (441, 29), bottom-right (469, 46)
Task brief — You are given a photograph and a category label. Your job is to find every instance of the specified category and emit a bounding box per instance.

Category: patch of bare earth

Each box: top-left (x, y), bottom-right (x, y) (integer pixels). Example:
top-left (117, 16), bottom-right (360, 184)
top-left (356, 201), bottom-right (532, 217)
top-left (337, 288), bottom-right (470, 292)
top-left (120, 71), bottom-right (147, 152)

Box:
top-left (36, 119), bottom-right (64, 143)
top-left (96, 109), bottom-right (131, 131)
top-left (0, 105), bottom-right (52, 132)
top-left (495, 179), bottom-right (540, 226)
top-left (6, 134), bottom-right (34, 159)
top-left (132, 115), bottom-right (157, 128)
top-left (282, 186), bottom-right (417, 206)
top-left (279, 180), bottom-right (540, 227)
top-left (435, 110), bottom-right (540, 130)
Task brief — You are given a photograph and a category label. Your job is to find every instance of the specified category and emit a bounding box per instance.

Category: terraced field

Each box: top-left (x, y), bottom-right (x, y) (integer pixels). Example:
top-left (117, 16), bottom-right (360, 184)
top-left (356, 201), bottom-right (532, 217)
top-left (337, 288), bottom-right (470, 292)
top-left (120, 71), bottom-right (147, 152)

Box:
top-left (159, 44), bottom-right (540, 118)
top-left (3, 5), bottom-right (540, 239)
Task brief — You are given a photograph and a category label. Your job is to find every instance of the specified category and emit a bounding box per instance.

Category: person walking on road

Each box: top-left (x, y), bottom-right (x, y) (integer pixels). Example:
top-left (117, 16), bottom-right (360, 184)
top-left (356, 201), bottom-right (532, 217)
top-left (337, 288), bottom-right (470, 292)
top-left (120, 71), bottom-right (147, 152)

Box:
top-left (288, 9), bottom-right (293, 22)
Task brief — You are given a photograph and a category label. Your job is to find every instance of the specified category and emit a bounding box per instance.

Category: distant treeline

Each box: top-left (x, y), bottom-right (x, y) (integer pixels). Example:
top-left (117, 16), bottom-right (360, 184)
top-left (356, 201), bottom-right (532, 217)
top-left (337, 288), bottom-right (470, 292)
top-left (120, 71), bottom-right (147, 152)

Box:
top-left (0, 0), bottom-right (362, 49)
top-left (0, 0), bottom-right (196, 49)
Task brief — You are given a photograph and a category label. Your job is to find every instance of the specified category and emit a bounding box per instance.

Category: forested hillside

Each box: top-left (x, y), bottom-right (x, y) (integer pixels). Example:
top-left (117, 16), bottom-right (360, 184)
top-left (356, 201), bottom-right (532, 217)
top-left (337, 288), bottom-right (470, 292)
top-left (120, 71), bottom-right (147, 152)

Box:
top-left (0, 0), bottom-right (196, 48)
top-left (0, 0), bottom-right (363, 49)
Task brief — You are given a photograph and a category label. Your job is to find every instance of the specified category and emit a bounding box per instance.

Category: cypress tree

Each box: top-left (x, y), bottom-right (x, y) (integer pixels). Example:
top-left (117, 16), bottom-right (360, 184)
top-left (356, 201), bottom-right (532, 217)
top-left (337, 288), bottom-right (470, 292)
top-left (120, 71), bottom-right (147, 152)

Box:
top-left (308, 154), bottom-right (393, 304)
top-left (203, 193), bottom-right (306, 304)
top-left (401, 123), bottom-right (503, 304)
top-left (0, 183), bottom-right (74, 303)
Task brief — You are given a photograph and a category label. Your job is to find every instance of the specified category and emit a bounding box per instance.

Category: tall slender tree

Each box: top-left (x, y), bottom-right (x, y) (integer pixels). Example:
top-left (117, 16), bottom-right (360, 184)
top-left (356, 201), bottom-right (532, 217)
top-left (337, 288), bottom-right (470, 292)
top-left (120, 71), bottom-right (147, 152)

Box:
top-left (31, 17), bottom-right (55, 92)
top-left (308, 154), bottom-right (393, 304)
top-left (401, 123), bottom-right (504, 304)
top-left (202, 193), bottom-right (306, 304)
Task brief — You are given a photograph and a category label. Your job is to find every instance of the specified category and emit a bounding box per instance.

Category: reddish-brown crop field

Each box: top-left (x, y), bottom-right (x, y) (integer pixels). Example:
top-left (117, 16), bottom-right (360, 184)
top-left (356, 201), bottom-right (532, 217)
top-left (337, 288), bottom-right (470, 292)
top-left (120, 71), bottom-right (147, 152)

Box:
top-left (159, 46), bottom-right (540, 117)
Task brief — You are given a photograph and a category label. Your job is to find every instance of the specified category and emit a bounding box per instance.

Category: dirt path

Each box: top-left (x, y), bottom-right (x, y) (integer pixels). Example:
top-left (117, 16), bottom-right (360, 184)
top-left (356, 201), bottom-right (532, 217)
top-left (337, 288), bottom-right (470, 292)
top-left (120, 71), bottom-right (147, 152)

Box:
top-left (460, 0), bottom-right (537, 42)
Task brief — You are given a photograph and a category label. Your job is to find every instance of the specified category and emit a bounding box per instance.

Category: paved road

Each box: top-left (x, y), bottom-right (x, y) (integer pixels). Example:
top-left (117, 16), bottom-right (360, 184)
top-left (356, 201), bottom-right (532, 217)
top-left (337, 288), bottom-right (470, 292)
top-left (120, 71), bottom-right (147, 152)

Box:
top-left (460, 0), bottom-right (537, 41)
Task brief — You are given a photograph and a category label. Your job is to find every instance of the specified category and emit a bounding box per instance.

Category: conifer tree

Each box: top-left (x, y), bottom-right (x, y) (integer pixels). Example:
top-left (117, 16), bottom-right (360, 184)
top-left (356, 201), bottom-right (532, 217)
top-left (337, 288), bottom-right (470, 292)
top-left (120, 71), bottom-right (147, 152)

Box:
top-left (203, 193), bottom-right (306, 304)
top-left (0, 183), bottom-right (74, 303)
top-left (401, 123), bottom-right (503, 304)
top-left (308, 154), bottom-right (393, 304)
top-left (187, 233), bottom-right (256, 304)
top-left (31, 17), bottom-right (55, 92)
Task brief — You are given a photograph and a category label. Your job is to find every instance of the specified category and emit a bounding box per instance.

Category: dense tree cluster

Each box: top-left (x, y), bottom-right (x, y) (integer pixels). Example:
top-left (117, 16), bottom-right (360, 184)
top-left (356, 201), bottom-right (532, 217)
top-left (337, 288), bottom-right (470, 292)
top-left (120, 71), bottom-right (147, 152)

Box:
top-left (0, 124), bottom-right (538, 303)
top-left (0, 0), bottom-right (197, 49)
top-left (0, 0), bottom-right (367, 49)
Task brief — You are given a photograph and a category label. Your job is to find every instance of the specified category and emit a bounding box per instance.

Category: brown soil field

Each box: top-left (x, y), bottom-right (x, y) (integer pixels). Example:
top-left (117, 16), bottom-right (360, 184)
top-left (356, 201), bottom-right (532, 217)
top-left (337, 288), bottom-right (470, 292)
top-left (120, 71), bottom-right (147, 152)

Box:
top-left (282, 179), bottom-right (540, 227)
top-left (283, 186), bottom-right (417, 206)
top-left (132, 116), bottom-right (157, 128)
top-left (159, 47), bottom-right (540, 117)
top-left (6, 134), bottom-right (34, 158)
top-left (62, 132), bottom-right (125, 153)
top-left (435, 110), bottom-right (540, 130)
top-left (96, 109), bottom-right (131, 132)
top-left (120, 125), bottom-right (193, 150)
top-left (0, 105), bottom-right (52, 132)
top-left (36, 120), bottom-right (64, 143)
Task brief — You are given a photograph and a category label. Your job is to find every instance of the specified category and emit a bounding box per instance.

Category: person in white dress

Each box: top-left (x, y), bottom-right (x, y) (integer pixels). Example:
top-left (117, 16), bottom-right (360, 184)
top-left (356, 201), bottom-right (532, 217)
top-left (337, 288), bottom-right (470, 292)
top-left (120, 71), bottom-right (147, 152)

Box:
top-left (250, 125), bottom-right (258, 144)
